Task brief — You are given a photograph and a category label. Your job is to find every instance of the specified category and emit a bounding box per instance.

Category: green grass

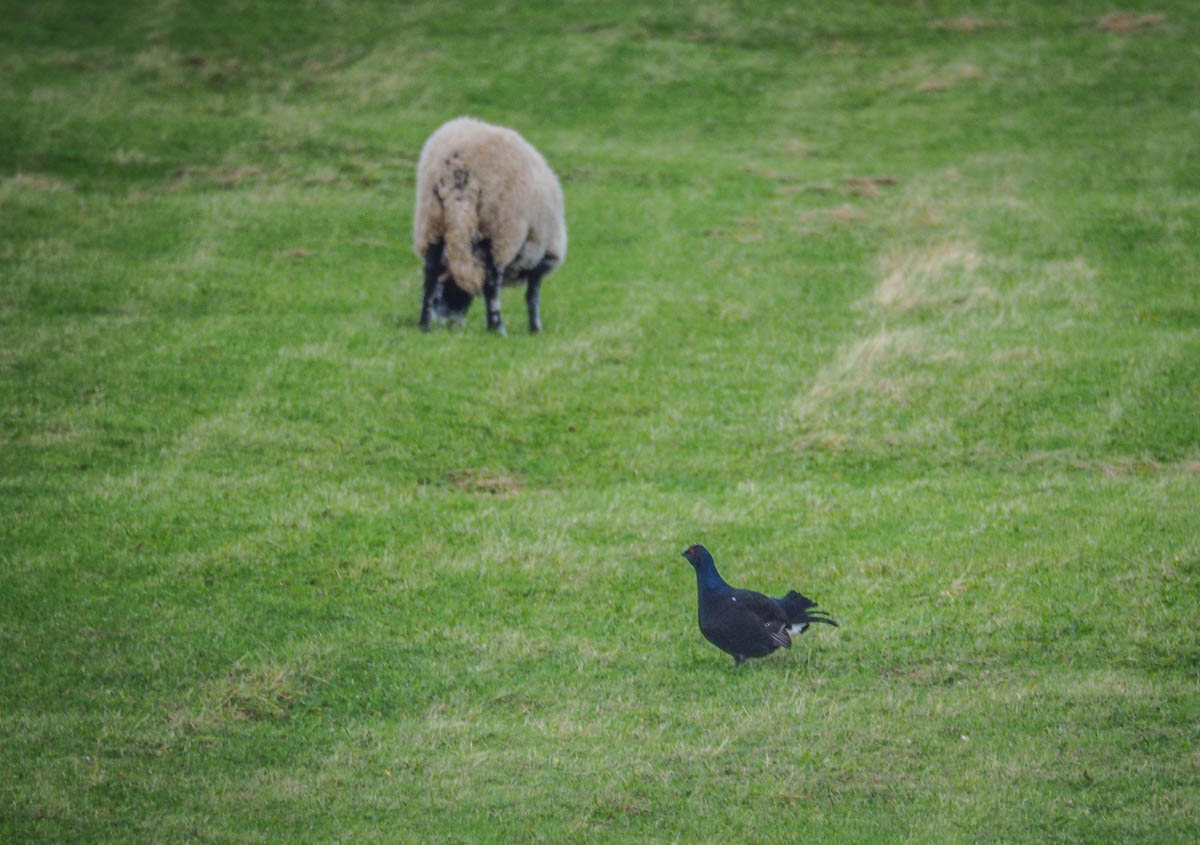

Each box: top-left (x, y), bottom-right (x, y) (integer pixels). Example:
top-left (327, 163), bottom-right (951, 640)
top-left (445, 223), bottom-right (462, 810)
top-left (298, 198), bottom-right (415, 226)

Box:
top-left (2, 1), bottom-right (1199, 841)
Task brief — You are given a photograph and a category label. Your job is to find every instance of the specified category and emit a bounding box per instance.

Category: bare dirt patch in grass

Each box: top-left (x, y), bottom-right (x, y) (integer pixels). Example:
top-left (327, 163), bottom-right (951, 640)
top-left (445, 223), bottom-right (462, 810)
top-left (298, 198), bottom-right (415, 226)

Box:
top-left (930, 17), bottom-right (996, 33)
top-left (847, 176), bottom-right (900, 199)
top-left (448, 469), bottom-right (522, 497)
top-left (1096, 12), bottom-right (1165, 33)
top-left (214, 167), bottom-right (263, 188)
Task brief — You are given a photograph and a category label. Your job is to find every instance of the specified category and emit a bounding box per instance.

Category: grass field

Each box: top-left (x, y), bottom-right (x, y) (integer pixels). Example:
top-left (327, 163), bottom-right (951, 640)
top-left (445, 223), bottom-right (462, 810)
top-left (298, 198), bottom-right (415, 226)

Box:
top-left (2, 1), bottom-right (1199, 841)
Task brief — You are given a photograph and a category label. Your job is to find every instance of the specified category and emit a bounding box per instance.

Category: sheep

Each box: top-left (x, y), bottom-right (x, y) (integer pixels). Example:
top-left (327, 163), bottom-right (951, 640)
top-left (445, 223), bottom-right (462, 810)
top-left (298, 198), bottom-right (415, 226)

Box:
top-left (412, 116), bottom-right (567, 336)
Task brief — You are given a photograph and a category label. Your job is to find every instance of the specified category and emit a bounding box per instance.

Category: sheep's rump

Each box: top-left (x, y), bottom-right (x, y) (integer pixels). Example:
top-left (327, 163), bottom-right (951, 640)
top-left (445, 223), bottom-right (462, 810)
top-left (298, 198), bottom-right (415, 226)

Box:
top-left (413, 117), bottom-right (566, 297)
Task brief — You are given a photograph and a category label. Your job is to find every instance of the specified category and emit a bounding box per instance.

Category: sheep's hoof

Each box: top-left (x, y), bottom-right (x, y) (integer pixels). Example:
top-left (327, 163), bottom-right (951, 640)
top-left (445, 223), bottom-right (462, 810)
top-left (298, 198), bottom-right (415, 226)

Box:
top-left (490, 325), bottom-right (508, 338)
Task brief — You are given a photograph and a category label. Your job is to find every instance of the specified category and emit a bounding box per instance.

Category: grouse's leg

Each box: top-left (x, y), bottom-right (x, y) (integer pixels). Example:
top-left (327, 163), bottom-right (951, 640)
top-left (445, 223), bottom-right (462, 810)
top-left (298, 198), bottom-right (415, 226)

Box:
top-left (419, 241), bottom-right (445, 331)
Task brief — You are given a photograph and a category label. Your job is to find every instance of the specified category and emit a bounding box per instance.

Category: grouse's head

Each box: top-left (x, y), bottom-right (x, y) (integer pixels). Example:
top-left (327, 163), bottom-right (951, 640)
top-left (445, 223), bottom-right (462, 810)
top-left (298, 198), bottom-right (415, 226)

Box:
top-left (682, 544), bottom-right (711, 569)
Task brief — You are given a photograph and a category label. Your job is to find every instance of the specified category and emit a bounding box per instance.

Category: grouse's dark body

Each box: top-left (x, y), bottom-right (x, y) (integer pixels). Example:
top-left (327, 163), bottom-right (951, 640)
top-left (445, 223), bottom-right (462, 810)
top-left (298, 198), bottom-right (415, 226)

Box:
top-left (682, 544), bottom-right (837, 666)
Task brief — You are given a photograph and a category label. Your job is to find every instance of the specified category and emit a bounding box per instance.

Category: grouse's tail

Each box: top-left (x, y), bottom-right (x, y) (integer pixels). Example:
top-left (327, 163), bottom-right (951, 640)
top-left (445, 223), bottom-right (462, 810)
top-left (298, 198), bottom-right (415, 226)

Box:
top-left (777, 590), bottom-right (838, 631)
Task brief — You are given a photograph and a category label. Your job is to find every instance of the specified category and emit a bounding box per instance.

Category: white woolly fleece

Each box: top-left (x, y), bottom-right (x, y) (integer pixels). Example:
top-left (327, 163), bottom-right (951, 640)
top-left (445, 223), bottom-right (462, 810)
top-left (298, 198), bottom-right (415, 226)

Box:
top-left (413, 116), bottom-right (567, 296)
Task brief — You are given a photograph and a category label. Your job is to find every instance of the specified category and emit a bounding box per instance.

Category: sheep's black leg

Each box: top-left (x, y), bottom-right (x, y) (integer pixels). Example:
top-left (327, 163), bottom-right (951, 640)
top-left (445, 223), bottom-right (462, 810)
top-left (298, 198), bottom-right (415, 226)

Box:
top-left (482, 254), bottom-right (506, 337)
top-left (520, 255), bottom-right (556, 333)
top-left (525, 272), bottom-right (544, 333)
top-left (419, 241), bottom-right (445, 331)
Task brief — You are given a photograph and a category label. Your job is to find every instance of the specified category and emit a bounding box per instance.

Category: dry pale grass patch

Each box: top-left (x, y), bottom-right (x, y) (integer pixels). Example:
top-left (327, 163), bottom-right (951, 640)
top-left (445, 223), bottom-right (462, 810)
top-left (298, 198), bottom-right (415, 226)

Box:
top-left (791, 327), bottom-right (935, 441)
top-left (173, 655), bottom-right (323, 729)
top-left (795, 238), bottom-right (991, 430)
top-left (789, 146), bottom-right (1127, 453)
top-left (880, 56), bottom-right (986, 94)
top-left (831, 203), bottom-right (869, 223)
top-left (1023, 257), bottom-right (1100, 312)
top-left (874, 242), bottom-right (986, 312)
top-left (131, 45), bottom-right (191, 86)
top-left (1, 172), bottom-right (73, 196)
top-left (323, 46), bottom-right (431, 107)
top-left (1095, 458), bottom-right (1200, 478)
top-left (166, 165), bottom-right (266, 191)
top-left (133, 45), bottom-right (247, 88)
top-left (918, 62), bottom-right (986, 93)
top-left (472, 291), bottom-right (652, 403)
top-left (27, 420), bottom-right (92, 448)
top-left (9, 237), bottom-right (75, 273)
top-left (789, 222), bottom-right (1089, 451)
top-left (111, 148), bottom-right (160, 168)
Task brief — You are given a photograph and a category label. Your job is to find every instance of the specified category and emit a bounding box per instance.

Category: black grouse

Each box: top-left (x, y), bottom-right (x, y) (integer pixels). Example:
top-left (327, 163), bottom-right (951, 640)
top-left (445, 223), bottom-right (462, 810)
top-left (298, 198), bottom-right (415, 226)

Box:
top-left (682, 544), bottom-right (837, 666)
